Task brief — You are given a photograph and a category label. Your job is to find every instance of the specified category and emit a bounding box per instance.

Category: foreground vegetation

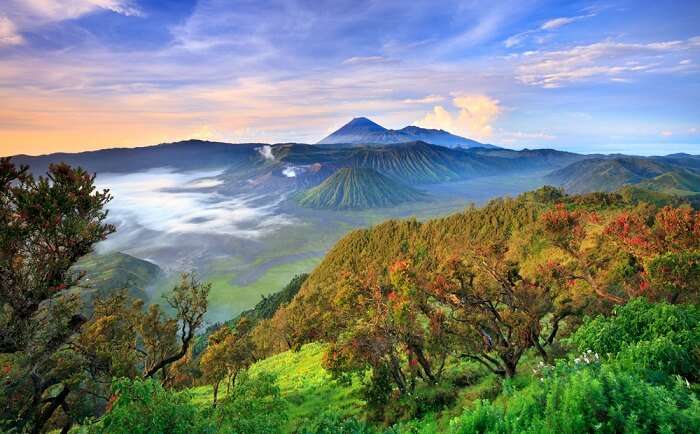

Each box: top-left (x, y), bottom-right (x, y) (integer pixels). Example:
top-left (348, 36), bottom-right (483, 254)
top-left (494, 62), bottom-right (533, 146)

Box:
top-left (2, 157), bottom-right (699, 433)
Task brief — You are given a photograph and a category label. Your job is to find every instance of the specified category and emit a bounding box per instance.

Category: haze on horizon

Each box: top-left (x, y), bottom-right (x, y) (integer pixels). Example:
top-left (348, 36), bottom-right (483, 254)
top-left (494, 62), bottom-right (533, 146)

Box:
top-left (0, 0), bottom-right (699, 157)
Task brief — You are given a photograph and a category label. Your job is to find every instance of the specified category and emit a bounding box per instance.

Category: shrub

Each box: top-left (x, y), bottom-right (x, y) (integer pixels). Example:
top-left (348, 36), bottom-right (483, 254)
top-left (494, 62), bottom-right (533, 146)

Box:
top-left (447, 361), bottom-right (700, 434)
top-left (571, 298), bottom-right (700, 380)
top-left (89, 378), bottom-right (200, 434)
top-left (208, 372), bottom-right (288, 434)
top-left (296, 409), bottom-right (375, 434)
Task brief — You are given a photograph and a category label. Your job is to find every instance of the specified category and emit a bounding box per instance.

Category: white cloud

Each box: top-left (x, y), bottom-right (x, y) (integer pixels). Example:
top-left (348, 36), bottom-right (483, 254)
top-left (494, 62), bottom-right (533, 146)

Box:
top-left (500, 131), bottom-right (556, 141)
top-left (20, 0), bottom-right (142, 20)
top-left (416, 95), bottom-right (501, 139)
top-left (0, 16), bottom-right (23, 46)
top-left (342, 56), bottom-right (392, 65)
top-left (0, 0), bottom-right (142, 46)
top-left (516, 37), bottom-right (700, 87)
top-left (504, 13), bottom-right (595, 48)
top-left (256, 145), bottom-right (274, 160)
top-left (402, 94), bottom-right (445, 104)
top-left (540, 14), bottom-right (593, 31)
top-left (660, 130), bottom-right (673, 137)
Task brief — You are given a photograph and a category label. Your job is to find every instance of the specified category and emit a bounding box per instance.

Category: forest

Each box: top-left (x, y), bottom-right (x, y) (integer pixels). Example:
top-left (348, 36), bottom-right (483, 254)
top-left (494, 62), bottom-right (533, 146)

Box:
top-left (1, 158), bottom-right (699, 433)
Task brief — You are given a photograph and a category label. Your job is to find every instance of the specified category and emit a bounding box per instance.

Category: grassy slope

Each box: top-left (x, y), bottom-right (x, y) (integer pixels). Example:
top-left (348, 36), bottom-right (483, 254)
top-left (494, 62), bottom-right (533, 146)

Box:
top-left (191, 343), bottom-right (364, 432)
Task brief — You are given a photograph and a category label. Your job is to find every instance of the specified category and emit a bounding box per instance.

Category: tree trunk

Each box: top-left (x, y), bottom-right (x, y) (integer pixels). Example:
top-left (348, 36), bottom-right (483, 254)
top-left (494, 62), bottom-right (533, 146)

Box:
top-left (411, 345), bottom-right (436, 383)
top-left (212, 381), bottom-right (220, 406)
top-left (31, 386), bottom-right (70, 434)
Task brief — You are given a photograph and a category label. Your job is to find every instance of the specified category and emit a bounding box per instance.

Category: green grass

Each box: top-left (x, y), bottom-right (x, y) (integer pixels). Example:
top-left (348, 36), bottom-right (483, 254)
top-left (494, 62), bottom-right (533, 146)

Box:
top-left (204, 257), bottom-right (321, 323)
top-left (191, 343), bottom-right (364, 432)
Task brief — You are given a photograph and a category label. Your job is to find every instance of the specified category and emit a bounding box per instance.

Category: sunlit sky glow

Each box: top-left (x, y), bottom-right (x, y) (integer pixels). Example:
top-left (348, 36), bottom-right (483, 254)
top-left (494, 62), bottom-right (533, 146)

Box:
top-left (0, 0), bottom-right (699, 156)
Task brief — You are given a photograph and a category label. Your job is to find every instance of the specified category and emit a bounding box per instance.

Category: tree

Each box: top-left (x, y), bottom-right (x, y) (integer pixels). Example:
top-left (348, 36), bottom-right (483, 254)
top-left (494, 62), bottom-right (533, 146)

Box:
top-left (0, 158), bottom-right (114, 433)
top-left (605, 206), bottom-right (700, 303)
top-left (323, 264), bottom-right (449, 401)
top-left (200, 318), bottom-right (255, 405)
top-left (425, 241), bottom-right (580, 378)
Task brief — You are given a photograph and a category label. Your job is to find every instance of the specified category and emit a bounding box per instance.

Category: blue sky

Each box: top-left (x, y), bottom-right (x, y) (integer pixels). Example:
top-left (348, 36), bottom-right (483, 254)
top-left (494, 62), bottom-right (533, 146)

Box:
top-left (0, 0), bottom-right (698, 155)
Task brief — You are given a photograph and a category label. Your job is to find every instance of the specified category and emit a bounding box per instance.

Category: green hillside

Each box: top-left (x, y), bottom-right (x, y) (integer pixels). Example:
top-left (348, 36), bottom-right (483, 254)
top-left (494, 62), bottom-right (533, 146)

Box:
top-left (545, 156), bottom-right (671, 193)
top-left (71, 251), bottom-right (164, 302)
top-left (297, 167), bottom-right (426, 210)
top-left (636, 169), bottom-right (700, 196)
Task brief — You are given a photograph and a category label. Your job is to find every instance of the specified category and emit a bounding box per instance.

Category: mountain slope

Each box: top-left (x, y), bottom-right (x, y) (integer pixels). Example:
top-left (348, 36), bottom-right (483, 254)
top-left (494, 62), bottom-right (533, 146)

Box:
top-left (276, 142), bottom-right (585, 186)
top-left (546, 157), bottom-right (672, 193)
top-left (398, 125), bottom-right (492, 148)
top-left (636, 169), bottom-right (700, 196)
top-left (297, 167), bottom-right (425, 210)
top-left (71, 252), bottom-right (164, 302)
top-left (546, 155), bottom-right (700, 194)
top-left (317, 117), bottom-right (495, 148)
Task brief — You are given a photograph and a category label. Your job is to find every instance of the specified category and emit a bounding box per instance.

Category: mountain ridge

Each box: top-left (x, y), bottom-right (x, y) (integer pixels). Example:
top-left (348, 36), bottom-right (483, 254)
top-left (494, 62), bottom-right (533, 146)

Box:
top-left (297, 167), bottom-right (425, 210)
top-left (317, 117), bottom-right (497, 148)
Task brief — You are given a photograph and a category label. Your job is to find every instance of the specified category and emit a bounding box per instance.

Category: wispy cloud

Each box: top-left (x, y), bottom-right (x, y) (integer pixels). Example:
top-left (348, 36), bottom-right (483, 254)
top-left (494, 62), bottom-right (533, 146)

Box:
top-left (402, 95), bottom-right (445, 104)
top-left (504, 11), bottom-right (596, 48)
top-left (540, 14), bottom-right (593, 30)
top-left (0, 16), bottom-right (23, 46)
top-left (515, 37), bottom-right (700, 87)
top-left (342, 56), bottom-right (393, 65)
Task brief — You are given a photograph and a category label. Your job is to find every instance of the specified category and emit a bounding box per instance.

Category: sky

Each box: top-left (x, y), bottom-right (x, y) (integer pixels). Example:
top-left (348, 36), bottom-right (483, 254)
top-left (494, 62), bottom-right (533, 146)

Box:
top-left (0, 0), bottom-right (699, 156)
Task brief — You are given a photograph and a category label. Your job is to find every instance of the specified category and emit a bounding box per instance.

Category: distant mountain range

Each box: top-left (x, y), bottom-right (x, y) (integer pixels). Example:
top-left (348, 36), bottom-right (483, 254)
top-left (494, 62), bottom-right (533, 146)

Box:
top-left (9, 118), bottom-right (700, 211)
top-left (317, 117), bottom-right (496, 149)
top-left (546, 155), bottom-right (700, 196)
top-left (298, 167), bottom-right (425, 210)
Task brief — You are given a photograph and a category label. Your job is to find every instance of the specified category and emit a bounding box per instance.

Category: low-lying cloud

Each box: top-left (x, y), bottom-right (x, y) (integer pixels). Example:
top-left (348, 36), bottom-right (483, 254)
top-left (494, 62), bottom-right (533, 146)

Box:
top-left (97, 168), bottom-right (295, 238)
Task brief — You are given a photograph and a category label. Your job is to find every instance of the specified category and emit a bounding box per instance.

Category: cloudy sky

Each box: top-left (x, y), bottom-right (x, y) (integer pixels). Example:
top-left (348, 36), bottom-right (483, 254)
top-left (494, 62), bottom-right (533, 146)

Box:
top-left (0, 0), bottom-right (698, 156)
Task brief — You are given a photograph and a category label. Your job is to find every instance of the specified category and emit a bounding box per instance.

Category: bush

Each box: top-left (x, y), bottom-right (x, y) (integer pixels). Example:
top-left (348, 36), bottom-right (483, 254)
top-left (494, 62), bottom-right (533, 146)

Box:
top-left (382, 382), bottom-right (457, 425)
top-left (296, 409), bottom-right (375, 434)
top-left (208, 372), bottom-right (288, 434)
top-left (447, 361), bottom-right (700, 434)
top-left (88, 378), bottom-right (200, 434)
top-left (571, 298), bottom-right (700, 380)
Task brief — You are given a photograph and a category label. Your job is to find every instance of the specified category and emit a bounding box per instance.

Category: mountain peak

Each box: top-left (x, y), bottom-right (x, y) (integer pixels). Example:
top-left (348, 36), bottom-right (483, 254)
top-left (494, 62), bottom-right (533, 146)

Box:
top-left (339, 117), bottom-right (387, 132)
top-left (317, 117), bottom-right (497, 149)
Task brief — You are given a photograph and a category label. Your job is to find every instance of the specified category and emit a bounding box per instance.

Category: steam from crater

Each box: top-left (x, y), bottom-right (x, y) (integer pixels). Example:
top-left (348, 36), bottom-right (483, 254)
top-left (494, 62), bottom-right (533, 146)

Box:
top-left (256, 145), bottom-right (274, 160)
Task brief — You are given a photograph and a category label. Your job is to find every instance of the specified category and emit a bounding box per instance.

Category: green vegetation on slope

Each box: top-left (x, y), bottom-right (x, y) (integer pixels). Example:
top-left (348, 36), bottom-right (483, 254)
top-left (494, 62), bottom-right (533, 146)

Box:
top-left (298, 167), bottom-right (426, 210)
top-left (546, 155), bottom-right (700, 195)
top-left (637, 169), bottom-right (700, 196)
top-left (191, 343), bottom-right (363, 432)
top-left (71, 251), bottom-right (164, 302)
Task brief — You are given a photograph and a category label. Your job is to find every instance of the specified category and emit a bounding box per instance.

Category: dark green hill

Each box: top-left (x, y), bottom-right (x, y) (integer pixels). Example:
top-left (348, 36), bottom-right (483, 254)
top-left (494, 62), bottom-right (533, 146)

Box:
top-left (636, 169), bottom-right (700, 196)
top-left (71, 252), bottom-right (164, 302)
top-left (547, 156), bottom-right (700, 195)
top-left (297, 167), bottom-right (425, 210)
top-left (546, 157), bottom-right (672, 193)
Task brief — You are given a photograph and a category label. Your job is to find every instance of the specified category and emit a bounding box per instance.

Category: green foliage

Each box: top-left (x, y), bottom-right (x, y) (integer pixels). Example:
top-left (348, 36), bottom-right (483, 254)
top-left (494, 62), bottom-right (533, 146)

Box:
top-left (207, 372), bottom-right (288, 434)
top-left (296, 409), bottom-right (375, 434)
top-left (90, 378), bottom-right (200, 434)
top-left (298, 167), bottom-right (425, 210)
top-left (571, 298), bottom-right (700, 380)
top-left (638, 169), bottom-right (700, 197)
top-left (0, 159), bottom-right (115, 432)
top-left (446, 362), bottom-right (700, 434)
